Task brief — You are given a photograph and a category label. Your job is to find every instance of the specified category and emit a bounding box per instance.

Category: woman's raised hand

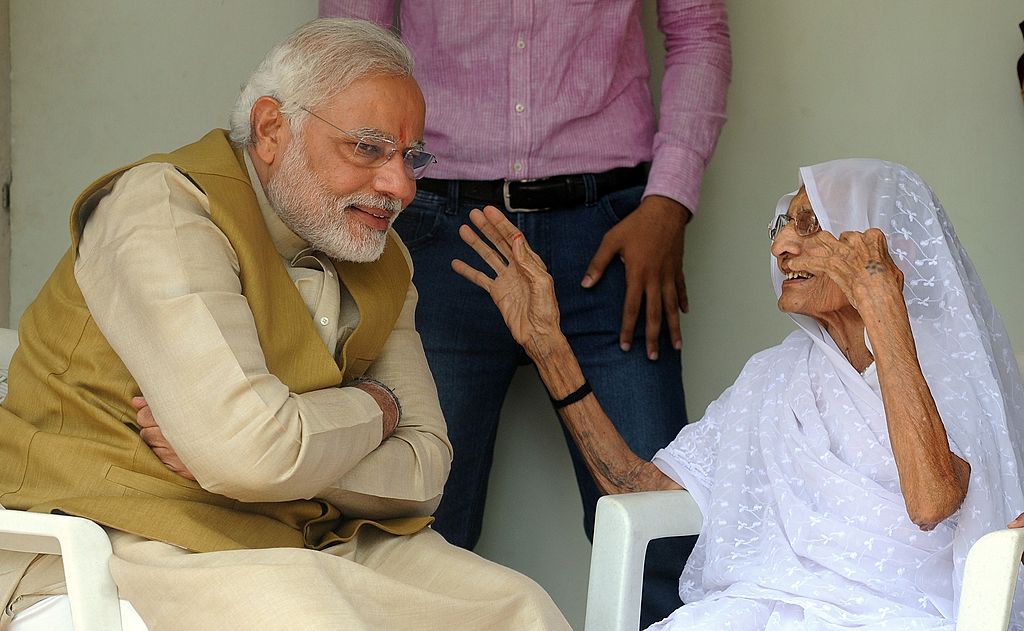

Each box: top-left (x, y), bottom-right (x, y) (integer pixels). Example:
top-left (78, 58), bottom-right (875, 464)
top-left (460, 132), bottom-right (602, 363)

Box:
top-left (451, 206), bottom-right (563, 352)
top-left (790, 228), bottom-right (905, 311)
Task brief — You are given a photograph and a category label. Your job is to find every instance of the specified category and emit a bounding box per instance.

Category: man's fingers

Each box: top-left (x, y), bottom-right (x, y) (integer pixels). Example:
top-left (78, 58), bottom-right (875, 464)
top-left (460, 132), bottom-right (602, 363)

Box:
top-left (451, 259), bottom-right (493, 291)
top-left (676, 275), bottom-right (689, 315)
top-left (136, 404), bottom-right (158, 429)
top-left (644, 284), bottom-right (663, 360)
top-left (619, 284), bottom-right (642, 352)
top-left (135, 406), bottom-right (197, 482)
top-left (152, 449), bottom-right (197, 481)
top-left (663, 282), bottom-right (682, 351)
top-left (139, 426), bottom-right (167, 448)
top-left (583, 238), bottom-right (619, 289)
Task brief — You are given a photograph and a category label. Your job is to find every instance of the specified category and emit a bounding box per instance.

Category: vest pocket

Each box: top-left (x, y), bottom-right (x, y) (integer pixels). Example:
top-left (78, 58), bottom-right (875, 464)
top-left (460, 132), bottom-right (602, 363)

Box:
top-left (104, 464), bottom-right (233, 506)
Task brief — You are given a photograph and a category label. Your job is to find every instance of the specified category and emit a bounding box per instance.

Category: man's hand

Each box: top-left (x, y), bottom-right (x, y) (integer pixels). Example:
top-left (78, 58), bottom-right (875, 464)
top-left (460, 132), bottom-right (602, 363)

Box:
top-left (132, 396), bottom-right (196, 481)
top-left (582, 195), bottom-right (690, 359)
top-left (347, 380), bottom-right (400, 441)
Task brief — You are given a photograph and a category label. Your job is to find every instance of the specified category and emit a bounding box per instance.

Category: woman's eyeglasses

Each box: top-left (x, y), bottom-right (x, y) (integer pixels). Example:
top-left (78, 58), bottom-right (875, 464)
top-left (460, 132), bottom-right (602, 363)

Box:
top-left (767, 212), bottom-right (820, 241)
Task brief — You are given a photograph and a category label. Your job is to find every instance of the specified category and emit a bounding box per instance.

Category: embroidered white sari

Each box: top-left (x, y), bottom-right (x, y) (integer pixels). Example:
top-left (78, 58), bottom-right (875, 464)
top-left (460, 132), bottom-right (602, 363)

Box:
top-left (651, 159), bottom-right (1024, 630)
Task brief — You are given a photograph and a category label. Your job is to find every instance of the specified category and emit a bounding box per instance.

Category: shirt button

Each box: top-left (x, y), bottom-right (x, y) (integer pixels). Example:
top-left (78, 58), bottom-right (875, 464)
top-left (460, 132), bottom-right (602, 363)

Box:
top-left (516, 39), bottom-right (525, 49)
top-left (513, 161), bottom-right (524, 173)
top-left (514, 103), bottom-right (525, 113)
top-left (320, 317), bottom-right (330, 326)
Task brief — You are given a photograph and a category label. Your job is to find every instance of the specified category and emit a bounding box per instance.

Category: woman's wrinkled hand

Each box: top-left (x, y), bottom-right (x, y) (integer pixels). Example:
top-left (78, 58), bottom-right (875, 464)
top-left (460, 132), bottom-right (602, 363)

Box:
top-left (451, 206), bottom-right (563, 354)
top-left (789, 228), bottom-right (905, 311)
top-left (1009, 512), bottom-right (1024, 564)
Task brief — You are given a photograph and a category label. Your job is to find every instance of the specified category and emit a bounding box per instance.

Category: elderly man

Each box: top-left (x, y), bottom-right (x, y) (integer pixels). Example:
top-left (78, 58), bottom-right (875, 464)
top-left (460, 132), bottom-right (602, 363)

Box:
top-left (0, 18), bottom-right (568, 631)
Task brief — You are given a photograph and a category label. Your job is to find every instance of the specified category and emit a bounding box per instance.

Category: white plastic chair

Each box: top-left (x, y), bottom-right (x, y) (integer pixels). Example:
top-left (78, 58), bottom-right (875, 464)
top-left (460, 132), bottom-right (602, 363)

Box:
top-left (0, 327), bottom-right (148, 631)
top-left (584, 489), bottom-right (1024, 631)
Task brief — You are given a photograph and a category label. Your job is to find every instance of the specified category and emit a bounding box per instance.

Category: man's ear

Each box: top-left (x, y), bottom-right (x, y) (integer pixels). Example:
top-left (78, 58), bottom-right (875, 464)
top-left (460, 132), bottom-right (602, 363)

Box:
top-left (251, 96), bottom-right (288, 166)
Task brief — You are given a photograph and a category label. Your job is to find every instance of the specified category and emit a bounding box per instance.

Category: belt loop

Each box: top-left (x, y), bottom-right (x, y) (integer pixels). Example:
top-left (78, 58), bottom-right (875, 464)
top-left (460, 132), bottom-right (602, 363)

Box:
top-left (583, 172), bottom-right (599, 205)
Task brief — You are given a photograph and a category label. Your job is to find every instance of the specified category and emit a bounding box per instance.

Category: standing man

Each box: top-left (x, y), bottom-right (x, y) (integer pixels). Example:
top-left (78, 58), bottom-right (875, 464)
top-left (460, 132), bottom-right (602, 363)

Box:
top-left (320, 1), bottom-right (731, 626)
top-left (0, 19), bottom-right (569, 630)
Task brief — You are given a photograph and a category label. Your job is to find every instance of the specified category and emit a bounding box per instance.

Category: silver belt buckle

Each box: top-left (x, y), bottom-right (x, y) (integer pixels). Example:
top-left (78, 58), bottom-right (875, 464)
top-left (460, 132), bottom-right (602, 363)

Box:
top-left (502, 180), bottom-right (541, 213)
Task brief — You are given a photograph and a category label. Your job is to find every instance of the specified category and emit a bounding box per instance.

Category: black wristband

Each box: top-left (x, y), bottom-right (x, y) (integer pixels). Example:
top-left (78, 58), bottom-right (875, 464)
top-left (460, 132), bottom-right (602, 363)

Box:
top-left (549, 380), bottom-right (593, 410)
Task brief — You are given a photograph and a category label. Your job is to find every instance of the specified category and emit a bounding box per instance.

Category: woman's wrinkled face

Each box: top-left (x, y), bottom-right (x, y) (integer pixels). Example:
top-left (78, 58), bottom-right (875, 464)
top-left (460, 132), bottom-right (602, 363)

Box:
top-left (770, 187), bottom-right (854, 322)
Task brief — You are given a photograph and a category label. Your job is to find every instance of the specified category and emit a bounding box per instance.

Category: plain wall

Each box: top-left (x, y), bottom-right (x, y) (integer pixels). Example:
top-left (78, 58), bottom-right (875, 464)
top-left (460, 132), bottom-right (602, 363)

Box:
top-left (9, 2), bottom-right (1024, 629)
top-left (0, 0), bottom-right (10, 327)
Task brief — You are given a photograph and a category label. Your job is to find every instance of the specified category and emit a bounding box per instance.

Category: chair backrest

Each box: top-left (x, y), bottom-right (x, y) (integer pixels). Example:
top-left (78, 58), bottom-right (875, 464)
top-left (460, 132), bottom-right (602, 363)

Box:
top-left (0, 328), bottom-right (17, 369)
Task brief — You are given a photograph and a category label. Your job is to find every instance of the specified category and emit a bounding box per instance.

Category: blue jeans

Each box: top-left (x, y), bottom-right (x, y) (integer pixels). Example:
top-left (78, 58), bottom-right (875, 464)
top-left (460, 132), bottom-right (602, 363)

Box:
top-left (394, 179), bottom-right (694, 628)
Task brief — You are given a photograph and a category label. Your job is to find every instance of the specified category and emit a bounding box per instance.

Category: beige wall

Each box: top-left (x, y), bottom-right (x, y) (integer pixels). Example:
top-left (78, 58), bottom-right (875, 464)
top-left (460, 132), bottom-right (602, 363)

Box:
top-left (0, 0), bottom-right (10, 327)
top-left (8, 1), bottom-right (1024, 629)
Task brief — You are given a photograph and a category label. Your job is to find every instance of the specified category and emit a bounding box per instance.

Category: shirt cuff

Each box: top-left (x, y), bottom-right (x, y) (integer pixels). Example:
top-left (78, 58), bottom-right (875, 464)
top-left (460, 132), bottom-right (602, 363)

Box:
top-left (643, 146), bottom-right (707, 215)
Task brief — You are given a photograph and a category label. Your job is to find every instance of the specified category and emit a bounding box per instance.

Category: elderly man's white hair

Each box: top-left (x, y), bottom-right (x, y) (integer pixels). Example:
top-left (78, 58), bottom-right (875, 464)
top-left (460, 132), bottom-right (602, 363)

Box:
top-left (229, 18), bottom-right (414, 147)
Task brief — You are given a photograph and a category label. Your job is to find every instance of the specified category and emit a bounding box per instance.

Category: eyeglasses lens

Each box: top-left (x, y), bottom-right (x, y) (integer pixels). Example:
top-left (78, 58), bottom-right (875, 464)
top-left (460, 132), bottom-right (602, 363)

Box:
top-left (767, 214), bottom-right (819, 240)
top-left (404, 151), bottom-right (436, 180)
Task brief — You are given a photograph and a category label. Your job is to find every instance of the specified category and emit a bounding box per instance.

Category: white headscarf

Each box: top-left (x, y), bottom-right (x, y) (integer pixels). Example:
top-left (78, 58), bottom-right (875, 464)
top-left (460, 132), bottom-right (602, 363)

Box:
top-left (652, 159), bottom-right (1024, 630)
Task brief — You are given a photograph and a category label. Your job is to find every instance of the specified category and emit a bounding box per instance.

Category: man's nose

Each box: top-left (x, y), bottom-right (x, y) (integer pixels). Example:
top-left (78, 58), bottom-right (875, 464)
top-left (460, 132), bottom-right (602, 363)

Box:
top-left (372, 156), bottom-right (416, 207)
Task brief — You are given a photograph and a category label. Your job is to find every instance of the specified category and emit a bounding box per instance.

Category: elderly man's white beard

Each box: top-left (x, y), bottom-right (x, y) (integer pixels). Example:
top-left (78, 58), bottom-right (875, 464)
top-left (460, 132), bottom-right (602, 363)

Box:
top-left (266, 135), bottom-right (403, 263)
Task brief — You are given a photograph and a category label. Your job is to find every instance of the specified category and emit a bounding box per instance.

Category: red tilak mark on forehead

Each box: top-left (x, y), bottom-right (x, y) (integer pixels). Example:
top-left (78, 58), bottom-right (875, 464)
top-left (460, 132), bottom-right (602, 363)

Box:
top-left (396, 119), bottom-right (426, 147)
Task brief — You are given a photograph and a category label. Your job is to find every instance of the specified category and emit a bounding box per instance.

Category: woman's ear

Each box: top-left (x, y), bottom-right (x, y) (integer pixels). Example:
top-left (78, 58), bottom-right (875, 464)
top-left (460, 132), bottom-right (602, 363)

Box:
top-left (250, 96), bottom-right (287, 166)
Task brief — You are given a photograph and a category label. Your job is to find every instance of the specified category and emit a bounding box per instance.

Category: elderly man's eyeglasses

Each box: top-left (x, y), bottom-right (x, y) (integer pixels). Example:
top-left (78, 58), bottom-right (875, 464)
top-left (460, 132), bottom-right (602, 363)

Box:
top-left (767, 212), bottom-right (820, 241)
top-left (299, 107), bottom-right (437, 180)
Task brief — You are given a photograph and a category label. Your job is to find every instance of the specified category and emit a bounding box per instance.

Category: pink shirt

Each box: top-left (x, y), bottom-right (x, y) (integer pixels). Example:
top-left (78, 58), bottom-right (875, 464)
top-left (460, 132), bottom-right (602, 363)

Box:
top-left (319, 0), bottom-right (731, 213)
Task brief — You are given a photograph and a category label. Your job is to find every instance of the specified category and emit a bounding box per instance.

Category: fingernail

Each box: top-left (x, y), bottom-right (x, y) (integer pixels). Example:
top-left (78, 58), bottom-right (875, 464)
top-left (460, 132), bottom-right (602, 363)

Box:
top-left (674, 340), bottom-right (682, 350)
top-left (649, 351), bottom-right (659, 361)
top-left (620, 342), bottom-right (631, 352)
top-left (581, 275), bottom-right (594, 288)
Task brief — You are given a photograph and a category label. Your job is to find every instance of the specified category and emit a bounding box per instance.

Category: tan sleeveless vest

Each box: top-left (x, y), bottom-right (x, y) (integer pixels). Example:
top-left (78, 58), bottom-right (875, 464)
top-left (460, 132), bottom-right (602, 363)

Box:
top-left (0, 130), bottom-right (431, 552)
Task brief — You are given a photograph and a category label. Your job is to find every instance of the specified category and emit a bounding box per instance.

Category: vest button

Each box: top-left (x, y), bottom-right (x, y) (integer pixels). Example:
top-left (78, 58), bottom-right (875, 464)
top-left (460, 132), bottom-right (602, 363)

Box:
top-left (320, 317), bottom-right (330, 326)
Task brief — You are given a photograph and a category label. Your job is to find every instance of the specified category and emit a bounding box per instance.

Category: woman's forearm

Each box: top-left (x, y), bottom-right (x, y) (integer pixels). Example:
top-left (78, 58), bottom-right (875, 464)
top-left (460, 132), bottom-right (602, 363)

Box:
top-left (526, 334), bottom-right (681, 495)
top-left (860, 291), bottom-right (970, 530)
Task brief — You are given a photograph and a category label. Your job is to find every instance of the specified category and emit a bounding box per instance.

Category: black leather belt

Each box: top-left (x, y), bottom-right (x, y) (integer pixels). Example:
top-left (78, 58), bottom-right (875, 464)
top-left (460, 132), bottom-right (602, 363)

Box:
top-left (417, 163), bottom-right (648, 212)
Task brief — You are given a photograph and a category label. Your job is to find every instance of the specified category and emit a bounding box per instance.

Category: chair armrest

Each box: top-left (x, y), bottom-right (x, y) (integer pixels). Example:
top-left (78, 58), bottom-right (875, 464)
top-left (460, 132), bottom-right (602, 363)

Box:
top-left (0, 509), bottom-right (124, 631)
top-left (956, 527), bottom-right (1024, 631)
top-left (585, 490), bottom-right (703, 631)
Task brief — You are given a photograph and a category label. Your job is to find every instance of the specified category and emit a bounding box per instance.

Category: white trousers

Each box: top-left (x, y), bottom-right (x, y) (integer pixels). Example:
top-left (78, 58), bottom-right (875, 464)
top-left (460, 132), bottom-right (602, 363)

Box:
top-left (3, 527), bottom-right (570, 631)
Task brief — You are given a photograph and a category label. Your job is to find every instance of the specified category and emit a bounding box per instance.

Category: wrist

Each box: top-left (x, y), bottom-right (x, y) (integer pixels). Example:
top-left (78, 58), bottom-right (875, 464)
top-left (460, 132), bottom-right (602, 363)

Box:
top-left (642, 195), bottom-right (691, 224)
top-left (524, 329), bottom-right (569, 362)
top-left (530, 337), bottom-right (587, 400)
top-left (855, 286), bottom-right (909, 326)
top-left (348, 378), bottom-right (401, 439)
top-left (548, 379), bottom-right (592, 410)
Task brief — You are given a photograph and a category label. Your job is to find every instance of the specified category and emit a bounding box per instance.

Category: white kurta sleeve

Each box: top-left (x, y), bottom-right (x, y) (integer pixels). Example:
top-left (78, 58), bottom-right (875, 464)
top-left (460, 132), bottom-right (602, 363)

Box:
top-left (74, 162), bottom-right (389, 503)
top-left (318, 241), bottom-right (452, 519)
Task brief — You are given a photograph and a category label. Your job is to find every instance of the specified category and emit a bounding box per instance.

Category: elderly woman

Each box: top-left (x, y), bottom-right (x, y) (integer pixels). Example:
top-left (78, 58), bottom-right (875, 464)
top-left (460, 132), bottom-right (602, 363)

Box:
top-left (452, 159), bottom-right (1024, 629)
